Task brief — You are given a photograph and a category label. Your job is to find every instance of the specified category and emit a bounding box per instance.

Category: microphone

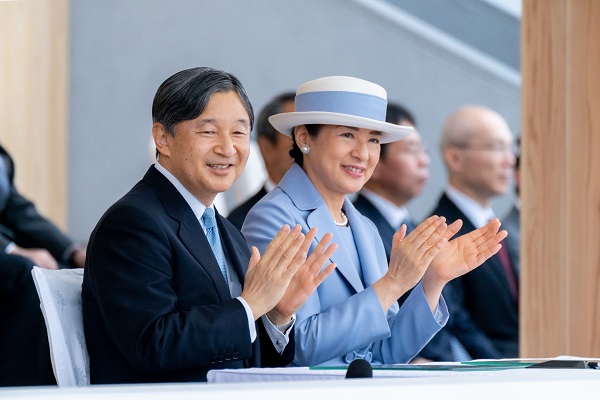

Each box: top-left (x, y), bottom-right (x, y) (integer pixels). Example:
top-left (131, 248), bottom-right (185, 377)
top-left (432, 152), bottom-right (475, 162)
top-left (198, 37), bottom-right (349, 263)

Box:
top-left (345, 359), bottom-right (373, 379)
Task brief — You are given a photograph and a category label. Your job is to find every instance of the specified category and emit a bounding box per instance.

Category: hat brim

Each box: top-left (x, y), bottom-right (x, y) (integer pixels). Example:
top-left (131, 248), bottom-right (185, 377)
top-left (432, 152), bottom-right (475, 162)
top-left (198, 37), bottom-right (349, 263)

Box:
top-left (269, 112), bottom-right (413, 144)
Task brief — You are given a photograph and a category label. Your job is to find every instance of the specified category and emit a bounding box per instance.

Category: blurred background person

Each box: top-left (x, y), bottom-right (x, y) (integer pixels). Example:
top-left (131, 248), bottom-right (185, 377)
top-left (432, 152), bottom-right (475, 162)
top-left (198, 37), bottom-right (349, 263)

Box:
top-left (422, 105), bottom-right (518, 361)
top-left (227, 92), bottom-right (295, 230)
top-left (0, 144), bottom-right (86, 269)
top-left (354, 102), bottom-right (429, 260)
top-left (0, 143), bottom-right (85, 386)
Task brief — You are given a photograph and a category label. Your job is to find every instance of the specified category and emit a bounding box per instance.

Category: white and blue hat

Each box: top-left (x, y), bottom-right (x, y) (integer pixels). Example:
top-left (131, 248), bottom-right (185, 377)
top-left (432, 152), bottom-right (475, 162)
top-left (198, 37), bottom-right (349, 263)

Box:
top-left (269, 76), bottom-right (413, 144)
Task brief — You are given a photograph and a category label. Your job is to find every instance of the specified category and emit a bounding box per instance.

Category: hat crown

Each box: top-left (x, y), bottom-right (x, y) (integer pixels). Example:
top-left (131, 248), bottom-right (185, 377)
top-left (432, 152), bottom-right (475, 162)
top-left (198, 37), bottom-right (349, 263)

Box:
top-left (296, 76), bottom-right (387, 100)
top-left (268, 75), bottom-right (413, 144)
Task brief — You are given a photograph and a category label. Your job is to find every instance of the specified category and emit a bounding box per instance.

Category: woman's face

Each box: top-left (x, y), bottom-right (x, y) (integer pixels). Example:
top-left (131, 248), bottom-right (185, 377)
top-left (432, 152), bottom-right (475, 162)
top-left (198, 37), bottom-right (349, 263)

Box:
top-left (297, 124), bottom-right (381, 201)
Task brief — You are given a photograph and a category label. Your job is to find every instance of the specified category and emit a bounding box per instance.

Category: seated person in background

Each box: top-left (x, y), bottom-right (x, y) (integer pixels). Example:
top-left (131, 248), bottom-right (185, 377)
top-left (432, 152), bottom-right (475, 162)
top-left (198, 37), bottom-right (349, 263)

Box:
top-left (82, 67), bottom-right (337, 383)
top-left (0, 144), bottom-right (85, 387)
top-left (0, 144), bottom-right (86, 269)
top-left (243, 76), bottom-right (506, 367)
top-left (354, 102), bottom-right (429, 258)
top-left (422, 105), bottom-right (518, 360)
top-left (353, 102), bottom-right (432, 363)
top-left (227, 92), bottom-right (295, 229)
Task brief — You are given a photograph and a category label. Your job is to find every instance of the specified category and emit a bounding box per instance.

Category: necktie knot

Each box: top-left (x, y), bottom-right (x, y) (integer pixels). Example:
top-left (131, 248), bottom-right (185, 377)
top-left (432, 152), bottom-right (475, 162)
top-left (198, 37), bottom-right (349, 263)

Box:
top-left (202, 207), bottom-right (216, 229)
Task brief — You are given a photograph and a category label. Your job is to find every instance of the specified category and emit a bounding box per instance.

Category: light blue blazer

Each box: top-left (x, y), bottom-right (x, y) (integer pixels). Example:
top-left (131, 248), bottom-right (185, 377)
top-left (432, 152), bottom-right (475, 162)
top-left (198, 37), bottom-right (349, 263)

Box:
top-left (242, 164), bottom-right (448, 366)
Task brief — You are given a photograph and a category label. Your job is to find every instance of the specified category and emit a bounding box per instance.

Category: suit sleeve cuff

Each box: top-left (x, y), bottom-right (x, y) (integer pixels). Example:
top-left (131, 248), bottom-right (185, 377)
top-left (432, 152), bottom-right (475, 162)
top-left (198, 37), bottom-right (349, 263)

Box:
top-left (261, 313), bottom-right (295, 354)
top-left (4, 242), bottom-right (16, 254)
top-left (236, 296), bottom-right (257, 342)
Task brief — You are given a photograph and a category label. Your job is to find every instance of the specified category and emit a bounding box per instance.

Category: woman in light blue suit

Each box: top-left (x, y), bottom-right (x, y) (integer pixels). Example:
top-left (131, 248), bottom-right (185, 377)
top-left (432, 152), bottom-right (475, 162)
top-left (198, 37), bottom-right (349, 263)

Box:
top-left (242, 76), bottom-right (506, 367)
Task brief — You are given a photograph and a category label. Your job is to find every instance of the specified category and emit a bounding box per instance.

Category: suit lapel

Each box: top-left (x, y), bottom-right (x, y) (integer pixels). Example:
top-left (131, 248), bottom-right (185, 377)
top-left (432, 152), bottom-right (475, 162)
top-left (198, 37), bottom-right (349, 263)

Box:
top-left (354, 194), bottom-right (395, 260)
top-left (215, 208), bottom-right (249, 283)
top-left (283, 165), bottom-right (365, 294)
top-left (143, 166), bottom-right (231, 300)
top-left (306, 202), bottom-right (365, 294)
top-left (345, 199), bottom-right (385, 287)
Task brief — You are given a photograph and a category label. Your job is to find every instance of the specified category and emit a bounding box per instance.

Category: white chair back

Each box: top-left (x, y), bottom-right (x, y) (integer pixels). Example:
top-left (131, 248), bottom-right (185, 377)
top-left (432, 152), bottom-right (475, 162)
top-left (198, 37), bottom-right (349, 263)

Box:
top-left (31, 266), bottom-right (90, 386)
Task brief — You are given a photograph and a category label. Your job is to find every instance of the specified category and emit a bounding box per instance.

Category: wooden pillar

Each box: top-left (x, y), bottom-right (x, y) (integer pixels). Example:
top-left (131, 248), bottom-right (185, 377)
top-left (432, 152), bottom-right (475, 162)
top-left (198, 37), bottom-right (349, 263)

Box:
top-left (521, 0), bottom-right (600, 357)
top-left (0, 0), bottom-right (69, 229)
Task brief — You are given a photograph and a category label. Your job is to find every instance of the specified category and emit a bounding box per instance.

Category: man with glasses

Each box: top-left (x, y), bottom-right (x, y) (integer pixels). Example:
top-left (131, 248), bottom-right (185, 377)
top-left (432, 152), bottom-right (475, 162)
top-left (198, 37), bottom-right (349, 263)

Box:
top-left (422, 105), bottom-right (518, 361)
top-left (354, 103), bottom-right (429, 260)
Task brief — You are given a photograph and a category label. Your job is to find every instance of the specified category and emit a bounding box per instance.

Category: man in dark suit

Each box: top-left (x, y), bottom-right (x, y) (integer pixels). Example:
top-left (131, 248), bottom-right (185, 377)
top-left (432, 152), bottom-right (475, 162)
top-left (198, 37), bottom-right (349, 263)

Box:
top-left (354, 103), bottom-right (429, 260)
top-left (422, 105), bottom-right (518, 360)
top-left (0, 145), bottom-right (86, 269)
top-left (82, 67), bottom-right (336, 384)
top-left (0, 144), bottom-right (85, 386)
top-left (227, 92), bottom-right (295, 229)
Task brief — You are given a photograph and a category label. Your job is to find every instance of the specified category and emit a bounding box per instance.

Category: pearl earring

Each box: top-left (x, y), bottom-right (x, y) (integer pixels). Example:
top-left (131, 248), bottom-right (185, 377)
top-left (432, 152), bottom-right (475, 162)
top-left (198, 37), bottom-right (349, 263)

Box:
top-left (301, 145), bottom-right (310, 154)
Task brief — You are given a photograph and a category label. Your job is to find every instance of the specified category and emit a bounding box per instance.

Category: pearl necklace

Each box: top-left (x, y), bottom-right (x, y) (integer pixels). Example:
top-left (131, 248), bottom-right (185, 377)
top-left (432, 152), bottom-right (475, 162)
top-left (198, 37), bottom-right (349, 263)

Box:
top-left (335, 210), bottom-right (349, 227)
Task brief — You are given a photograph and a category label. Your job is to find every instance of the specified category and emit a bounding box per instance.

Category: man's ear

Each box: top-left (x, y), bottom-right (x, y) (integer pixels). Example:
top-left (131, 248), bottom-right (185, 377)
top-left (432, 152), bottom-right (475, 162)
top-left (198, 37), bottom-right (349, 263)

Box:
top-left (444, 147), bottom-right (463, 174)
top-left (152, 123), bottom-right (171, 158)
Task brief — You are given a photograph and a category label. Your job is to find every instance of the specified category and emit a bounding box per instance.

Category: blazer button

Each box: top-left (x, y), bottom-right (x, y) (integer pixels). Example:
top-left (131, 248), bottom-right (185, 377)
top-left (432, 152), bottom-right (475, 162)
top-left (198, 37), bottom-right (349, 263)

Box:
top-left (218, 355), bottom-right (225, 363)
top-left (210, 356), bottom-right (217, 364)
top-left (232, 352), bottom-right (239, 360)
top-left (225, 353), bottom-right (232, 361)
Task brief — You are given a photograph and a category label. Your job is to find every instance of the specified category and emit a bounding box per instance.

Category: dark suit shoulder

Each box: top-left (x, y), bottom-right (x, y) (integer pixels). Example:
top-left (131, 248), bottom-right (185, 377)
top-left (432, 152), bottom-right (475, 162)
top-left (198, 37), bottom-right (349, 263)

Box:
top-left (227, 186), bottom-right (267, 230)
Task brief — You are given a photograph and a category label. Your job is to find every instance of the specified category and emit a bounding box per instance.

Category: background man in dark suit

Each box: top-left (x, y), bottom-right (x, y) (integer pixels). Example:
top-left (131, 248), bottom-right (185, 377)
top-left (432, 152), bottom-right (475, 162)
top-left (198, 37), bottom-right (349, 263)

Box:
top-left (354, 102), bottom-right (429, 260)
top-left (422, 105), bottom-right (518, 360)
top-left (0, 144), bottom-right (85, 386)
top-left (0, 144), bottom-right (86, 269)
top-left (353, 103), bottom-right (433, 363)
top-left (82, 67), bottom-right (336, 383)
top-left (227, 92), bottom-right (295, 230)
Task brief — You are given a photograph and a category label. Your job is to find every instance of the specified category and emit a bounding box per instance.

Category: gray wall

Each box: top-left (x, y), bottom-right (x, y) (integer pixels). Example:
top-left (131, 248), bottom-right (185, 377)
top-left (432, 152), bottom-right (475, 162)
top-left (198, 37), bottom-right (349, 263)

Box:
top-left (68, 0), bottom-right (520, 242)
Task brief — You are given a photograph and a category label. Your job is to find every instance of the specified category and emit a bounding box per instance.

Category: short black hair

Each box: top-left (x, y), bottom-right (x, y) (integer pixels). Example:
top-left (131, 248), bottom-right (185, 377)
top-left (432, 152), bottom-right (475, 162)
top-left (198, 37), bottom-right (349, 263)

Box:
top-left (255, 92), bottom-right (296, 144)
top-left (381, 102), bottom-right (417, 159)
top-left (152, 67), bottom-right (254, 135)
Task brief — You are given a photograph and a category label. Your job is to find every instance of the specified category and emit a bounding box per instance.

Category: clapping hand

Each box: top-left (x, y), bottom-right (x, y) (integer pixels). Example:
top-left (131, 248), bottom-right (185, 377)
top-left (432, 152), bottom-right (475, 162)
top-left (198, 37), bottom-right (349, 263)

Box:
top-left (427, 218), bottom-right (507, 284)
top-left (372, 216), bottom-right (457, 311)
top-left (269, 229), bottom-right (337, 324)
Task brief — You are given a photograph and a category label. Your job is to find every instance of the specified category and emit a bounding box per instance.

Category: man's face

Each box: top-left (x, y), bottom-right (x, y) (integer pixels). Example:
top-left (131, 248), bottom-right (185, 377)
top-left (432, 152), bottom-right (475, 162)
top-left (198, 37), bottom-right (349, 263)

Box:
top-left (369, 126), bottom-right (430, 206)
top-left (260, 99), bottom-right (295, 184)
top-left (156, 91), bottom-right (251, 206)
top-left (451, 114), bottom-right (515, 203)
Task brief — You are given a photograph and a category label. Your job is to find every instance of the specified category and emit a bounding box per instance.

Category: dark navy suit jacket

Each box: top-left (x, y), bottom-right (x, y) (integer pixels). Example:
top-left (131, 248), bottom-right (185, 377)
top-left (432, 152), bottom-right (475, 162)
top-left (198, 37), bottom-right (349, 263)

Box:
top-left (82, 166), bottom-right (292, 383)
top-left (0, 145), bottom-right (73, 262)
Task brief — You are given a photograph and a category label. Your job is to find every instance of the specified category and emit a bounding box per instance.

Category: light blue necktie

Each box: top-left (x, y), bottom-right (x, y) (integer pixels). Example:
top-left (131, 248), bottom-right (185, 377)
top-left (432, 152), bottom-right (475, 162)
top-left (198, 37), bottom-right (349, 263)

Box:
top-left (202, 207), bottom-right (228, 283)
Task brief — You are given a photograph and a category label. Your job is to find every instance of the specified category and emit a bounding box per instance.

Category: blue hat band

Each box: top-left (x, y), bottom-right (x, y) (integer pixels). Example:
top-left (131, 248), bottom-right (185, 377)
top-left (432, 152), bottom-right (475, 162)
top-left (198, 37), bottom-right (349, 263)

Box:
top-left (295, 91), bottom-right (387, 122)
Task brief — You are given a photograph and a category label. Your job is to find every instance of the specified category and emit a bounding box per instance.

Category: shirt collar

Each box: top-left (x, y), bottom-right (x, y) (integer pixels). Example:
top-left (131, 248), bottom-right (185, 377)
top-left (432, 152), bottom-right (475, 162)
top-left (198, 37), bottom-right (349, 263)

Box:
top-left (360, 188), bottom-right (409, 229)
top-left (445, 185), bottom-right (495, 228)
top-left (153, 162), bottom-right (210, 230)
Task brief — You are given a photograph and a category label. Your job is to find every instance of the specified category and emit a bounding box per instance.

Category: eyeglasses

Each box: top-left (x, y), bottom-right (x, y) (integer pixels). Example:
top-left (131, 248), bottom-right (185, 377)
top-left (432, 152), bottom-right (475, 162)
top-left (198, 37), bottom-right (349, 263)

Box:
top-left (399, 141), bottom-right (429, 156)
top-left (454, 141), bottom-right (517, 155)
